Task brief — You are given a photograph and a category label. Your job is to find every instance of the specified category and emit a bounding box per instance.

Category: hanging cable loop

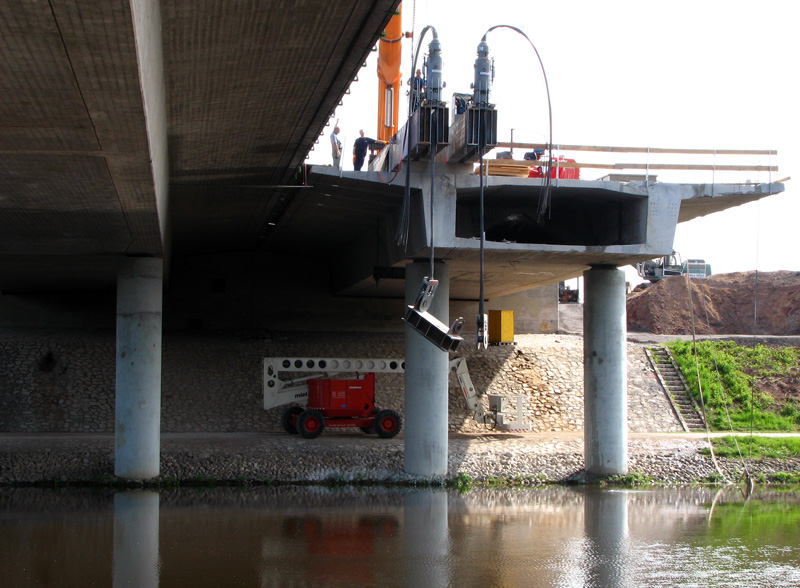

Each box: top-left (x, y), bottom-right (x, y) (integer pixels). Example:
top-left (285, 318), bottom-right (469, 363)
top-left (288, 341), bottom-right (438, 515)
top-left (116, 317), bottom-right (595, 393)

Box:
top-left (429, 105), bottom-right (437, 279)
top-left (472, 25), bottom-right (554, 347)
top-left (395, 25), bottom-right (439, 252)
top-left (482, 25), bottom-right (554, 219)
top-left (477, 106), bottom-right (487, 348)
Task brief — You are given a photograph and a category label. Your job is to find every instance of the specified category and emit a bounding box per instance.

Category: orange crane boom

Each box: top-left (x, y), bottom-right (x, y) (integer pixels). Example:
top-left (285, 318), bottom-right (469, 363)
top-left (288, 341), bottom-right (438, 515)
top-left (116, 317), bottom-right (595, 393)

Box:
top-left (376, 4), bottom-right (403, 143)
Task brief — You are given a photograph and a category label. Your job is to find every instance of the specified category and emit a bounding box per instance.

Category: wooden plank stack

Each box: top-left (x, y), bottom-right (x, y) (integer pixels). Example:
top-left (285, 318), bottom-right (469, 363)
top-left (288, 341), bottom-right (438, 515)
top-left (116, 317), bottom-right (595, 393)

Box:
top-left (475, 159), bottom-right (532, 177)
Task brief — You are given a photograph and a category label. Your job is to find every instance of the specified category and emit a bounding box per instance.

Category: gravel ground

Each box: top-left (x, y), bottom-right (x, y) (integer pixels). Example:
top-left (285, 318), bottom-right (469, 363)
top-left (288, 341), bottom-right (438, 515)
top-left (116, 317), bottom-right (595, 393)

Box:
top-left (1, 431), bottom-right (796, 487)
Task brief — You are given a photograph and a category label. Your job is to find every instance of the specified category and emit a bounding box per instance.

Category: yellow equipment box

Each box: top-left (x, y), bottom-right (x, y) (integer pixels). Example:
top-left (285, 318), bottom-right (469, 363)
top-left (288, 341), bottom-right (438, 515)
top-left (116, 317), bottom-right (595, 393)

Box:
top-left (488, 310), bottom-right (514, 344)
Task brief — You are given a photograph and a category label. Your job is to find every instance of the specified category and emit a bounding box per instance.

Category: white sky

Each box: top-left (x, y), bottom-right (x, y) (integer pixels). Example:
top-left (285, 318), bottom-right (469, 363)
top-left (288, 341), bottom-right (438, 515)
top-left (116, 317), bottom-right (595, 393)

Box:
top-left (306, 0), bottom-right (799, 285)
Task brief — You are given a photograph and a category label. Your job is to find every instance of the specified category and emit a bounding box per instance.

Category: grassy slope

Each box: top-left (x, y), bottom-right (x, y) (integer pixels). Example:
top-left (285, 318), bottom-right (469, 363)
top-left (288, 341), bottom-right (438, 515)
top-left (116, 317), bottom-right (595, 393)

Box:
top-left (665, 340), bottom-right (800, 431)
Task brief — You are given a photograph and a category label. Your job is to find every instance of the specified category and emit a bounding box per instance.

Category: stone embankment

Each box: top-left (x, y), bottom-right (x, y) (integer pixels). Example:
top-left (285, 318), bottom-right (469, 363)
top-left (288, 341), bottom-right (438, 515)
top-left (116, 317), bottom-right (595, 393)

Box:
top-left (0, 330), bottom-right (680, 435)
top-left (2, 326), bottom-right (798, 486)
top-left (1, 431), bottom-right (797, 487)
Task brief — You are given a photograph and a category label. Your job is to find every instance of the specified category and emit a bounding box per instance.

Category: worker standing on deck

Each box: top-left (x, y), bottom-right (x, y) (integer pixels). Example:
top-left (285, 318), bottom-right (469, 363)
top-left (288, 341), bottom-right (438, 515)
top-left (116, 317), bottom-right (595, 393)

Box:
top-left (352, 129), bottom-right (381, 171)
top-left (410, 69), bottom-right (425, 111)
top-left (330, 126), bottom-right (342, 168)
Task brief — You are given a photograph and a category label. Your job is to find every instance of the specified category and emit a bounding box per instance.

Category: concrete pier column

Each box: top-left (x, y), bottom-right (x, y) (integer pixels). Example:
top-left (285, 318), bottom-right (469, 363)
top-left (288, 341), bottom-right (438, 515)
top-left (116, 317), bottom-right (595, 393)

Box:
top-left (404, 260), bottom-right (450, 477)
top-left (113, 490), bottom-right (160, 588)
top-left (115, 258), bottom-right (163, 480)
top-left (583, 266), bottom-right (628, 475)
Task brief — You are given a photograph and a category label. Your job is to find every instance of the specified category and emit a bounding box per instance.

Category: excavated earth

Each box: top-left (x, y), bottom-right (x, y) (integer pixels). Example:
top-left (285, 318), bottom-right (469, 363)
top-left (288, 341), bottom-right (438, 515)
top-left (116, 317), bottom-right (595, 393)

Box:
top-left (627, 269), bottom-right (800, 412)
top-left (627, 270), bottom-right (800, 336)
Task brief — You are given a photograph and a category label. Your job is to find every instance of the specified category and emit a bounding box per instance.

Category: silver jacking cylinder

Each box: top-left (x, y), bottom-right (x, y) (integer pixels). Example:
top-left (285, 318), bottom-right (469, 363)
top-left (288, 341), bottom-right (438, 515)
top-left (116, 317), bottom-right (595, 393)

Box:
top-left (425, 37), bottom-right (443, 105)
top-left (472, 40), bottom-right (491, 107)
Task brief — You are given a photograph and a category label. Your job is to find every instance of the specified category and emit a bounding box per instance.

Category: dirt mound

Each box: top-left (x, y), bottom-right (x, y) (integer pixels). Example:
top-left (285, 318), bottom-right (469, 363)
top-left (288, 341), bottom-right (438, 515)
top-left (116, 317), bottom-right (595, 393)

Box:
top-left (627, 270), bottom-right (800, 335)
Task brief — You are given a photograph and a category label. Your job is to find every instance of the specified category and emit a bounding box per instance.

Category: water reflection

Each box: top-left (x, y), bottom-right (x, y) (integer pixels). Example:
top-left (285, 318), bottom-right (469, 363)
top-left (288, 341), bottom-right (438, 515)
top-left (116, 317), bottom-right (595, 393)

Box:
top-left (583, 490), bottom-right (629, 588)
top-left (0, 485), bottom-right (798, 587)
top-left (113, 491), bottom-right (159, 588)
top-left (266, 498), bottom-right (401, 587)
top-left (403, 491), bottom-right (448, 588)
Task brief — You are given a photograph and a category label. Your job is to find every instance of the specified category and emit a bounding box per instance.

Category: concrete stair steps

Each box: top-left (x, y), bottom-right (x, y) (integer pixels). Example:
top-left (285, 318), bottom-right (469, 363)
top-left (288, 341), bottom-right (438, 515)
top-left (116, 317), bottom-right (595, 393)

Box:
top-left (645, 346), bottom-right (707, 432)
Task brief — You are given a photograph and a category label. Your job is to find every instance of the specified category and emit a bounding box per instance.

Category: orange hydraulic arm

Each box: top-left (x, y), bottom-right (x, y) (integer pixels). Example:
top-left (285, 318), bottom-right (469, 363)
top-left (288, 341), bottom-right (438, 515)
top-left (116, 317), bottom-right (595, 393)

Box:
top-left (376, 4), bottom-right (403, 143)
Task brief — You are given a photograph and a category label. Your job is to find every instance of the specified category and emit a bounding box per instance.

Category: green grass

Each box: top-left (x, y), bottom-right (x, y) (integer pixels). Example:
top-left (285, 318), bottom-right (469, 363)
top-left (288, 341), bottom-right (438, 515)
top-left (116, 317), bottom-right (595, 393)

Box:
top-left (665, 340), bottom-right (800, 431)
top-left (765, 471), bottom-right (800, 484)
top-left (706, 498), bottom-right (800, 540)
top-left (702, 435), bottom-right (800, 459)
top-left (449, 472), bottom-right (474, 492)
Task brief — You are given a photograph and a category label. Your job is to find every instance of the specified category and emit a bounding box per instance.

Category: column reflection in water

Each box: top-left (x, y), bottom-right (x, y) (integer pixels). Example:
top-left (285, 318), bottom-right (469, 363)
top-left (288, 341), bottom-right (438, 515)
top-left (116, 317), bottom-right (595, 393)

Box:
top-left (113, 490), bottom-right (160, 588)
top-left (403, 490), bottom-right (449, 588)
top-left (583, 489), bottom-right (630, 588)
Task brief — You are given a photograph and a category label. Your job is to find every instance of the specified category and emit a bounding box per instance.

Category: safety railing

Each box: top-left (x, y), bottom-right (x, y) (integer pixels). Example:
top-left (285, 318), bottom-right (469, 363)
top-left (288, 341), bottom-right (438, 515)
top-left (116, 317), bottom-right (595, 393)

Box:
top-left (480, 141), bottom-right (785, 185)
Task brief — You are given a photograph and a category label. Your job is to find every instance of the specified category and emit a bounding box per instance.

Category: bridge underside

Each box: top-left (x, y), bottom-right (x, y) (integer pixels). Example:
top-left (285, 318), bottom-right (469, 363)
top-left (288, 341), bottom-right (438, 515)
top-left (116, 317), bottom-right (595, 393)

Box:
top-left (303, 166), bottom-right (783, 301)
top-left (0, 0), bottom-right (400, 294)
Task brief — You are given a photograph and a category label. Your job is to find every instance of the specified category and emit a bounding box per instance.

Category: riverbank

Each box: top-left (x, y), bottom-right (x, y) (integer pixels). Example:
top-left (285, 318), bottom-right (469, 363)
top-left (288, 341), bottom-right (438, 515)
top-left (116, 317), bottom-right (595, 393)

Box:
top-left (1, 431), bottom-right (798, 487)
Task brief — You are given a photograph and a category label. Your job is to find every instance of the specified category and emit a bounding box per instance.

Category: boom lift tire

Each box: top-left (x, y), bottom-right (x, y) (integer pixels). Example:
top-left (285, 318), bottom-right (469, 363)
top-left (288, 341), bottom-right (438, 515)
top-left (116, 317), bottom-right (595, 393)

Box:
top-left (375, 409), bottom-right (402, 438)
top-left (281, 406), bottom-right (304, 434)
top-left (298, 409), bottom-right (325, 439)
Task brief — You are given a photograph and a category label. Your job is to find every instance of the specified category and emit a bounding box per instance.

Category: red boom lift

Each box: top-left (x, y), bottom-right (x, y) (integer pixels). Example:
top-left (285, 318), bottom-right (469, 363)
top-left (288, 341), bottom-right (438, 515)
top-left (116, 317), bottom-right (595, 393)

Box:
top-left (280, 372), bottom-right (402, 439)
top-left (262, 356), bottom-right (531, 439)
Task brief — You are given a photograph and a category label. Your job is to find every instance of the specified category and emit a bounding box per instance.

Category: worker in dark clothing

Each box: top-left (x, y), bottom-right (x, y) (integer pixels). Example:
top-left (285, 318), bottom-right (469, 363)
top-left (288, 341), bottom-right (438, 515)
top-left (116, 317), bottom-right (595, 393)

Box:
top-left (352, 129), bottom-right (381, 171)
top-left (410, 69), bottom-right (425, 111)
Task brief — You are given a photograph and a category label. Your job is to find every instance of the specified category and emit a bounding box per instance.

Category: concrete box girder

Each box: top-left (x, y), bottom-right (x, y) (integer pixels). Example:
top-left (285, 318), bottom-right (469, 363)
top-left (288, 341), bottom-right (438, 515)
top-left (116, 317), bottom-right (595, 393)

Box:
top-left (313, 166), bottom-right (784, 301)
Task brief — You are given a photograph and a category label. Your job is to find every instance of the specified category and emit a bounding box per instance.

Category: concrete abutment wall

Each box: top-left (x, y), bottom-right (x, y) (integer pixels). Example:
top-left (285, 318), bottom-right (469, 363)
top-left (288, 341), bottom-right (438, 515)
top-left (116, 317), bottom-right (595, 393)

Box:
top-left (0, 329), bottom-right (680, 435)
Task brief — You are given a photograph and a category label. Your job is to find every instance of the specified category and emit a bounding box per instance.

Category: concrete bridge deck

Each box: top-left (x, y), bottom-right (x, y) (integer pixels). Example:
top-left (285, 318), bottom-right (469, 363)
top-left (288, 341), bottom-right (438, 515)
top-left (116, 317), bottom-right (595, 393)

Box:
top-left (308, 164), bottom-right (783, 300)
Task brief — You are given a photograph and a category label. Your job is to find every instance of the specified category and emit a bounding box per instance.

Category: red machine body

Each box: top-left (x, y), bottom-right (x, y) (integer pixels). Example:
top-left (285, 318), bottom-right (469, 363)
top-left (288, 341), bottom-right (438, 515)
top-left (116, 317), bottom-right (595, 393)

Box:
top-left (307, 373), bottom-right (375, 419)
top-left (282, 372), bottom-right (402, 439)
top-left (528, 156), bottom-right (580, 179)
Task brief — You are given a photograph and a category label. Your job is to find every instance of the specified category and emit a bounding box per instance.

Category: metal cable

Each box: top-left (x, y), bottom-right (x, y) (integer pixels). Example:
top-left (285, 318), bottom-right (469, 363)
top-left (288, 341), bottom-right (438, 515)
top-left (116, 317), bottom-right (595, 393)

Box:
top-left (750, 198), bottom-right (763, 458)
top-left (396, 24), bottom-right (437, 250)
top-left (478, 107), bottom-right (486, 326)
top-left (429, 105), bottom-right (437, 279)
top-left (482, 25), bottom-right (554, 219)
top-left (697, 279), bottom-right (752, 481)
top-left (751, 269), bottom-right (759, 452)
top-left (684, 274), bottom-right (729, 483)
top-left (471, 24), bottom-right (554, 345)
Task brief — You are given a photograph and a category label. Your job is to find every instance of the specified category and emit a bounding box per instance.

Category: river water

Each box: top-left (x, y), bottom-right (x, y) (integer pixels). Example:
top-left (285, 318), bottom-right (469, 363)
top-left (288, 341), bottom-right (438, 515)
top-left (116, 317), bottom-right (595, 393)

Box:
top-left (1, 485), bottom-right (798, 587)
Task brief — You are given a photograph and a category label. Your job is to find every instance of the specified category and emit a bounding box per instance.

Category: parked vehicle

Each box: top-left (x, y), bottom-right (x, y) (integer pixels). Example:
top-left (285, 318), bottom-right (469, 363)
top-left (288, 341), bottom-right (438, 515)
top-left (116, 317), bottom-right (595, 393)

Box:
top-left (636, 252), bottom-right (711, 284)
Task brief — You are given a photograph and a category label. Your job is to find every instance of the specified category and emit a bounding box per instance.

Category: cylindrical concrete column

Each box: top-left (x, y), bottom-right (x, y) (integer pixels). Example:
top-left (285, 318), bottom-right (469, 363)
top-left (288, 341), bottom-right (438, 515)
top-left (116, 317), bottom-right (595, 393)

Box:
top-left (113, 490), bottom-right (160, 588)
top-left (404, 260), bottom-right (450, 477)
top-left (583, 266), bottom-right (628, 475)
top-left (115, 258), bottom-right (163, 480)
